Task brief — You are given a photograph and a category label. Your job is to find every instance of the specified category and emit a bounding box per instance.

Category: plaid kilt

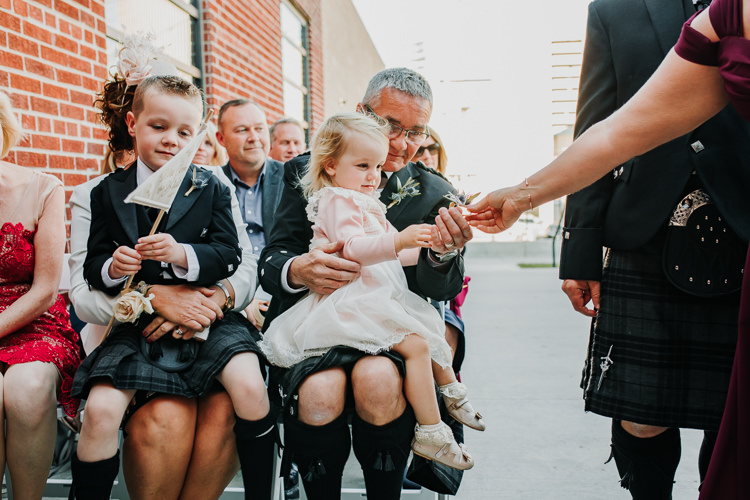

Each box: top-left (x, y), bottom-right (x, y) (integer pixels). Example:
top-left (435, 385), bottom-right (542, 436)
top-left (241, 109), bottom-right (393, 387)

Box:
top-left (581, 249), bottom-right (739, 430)
top-left (72, 311), bottom-right (264, 399)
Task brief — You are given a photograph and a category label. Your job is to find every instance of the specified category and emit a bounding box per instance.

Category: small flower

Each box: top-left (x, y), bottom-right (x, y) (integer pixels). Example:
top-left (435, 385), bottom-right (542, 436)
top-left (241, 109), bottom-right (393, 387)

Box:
top-left (388, 177), bottom-right (421, 208)
top-left (114, 289), bottom-right (155, 323)
top-left (184, 166), bottom-right (210, 196)
top-left (443, 190), bottom-right (481, 208)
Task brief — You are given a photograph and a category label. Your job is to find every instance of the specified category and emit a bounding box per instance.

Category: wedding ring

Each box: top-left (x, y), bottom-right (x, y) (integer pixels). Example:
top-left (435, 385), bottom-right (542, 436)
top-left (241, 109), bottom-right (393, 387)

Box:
top-left (174, 328), bottom-right (184, 336)
top-left (444, 240), bottom-right (455, 249)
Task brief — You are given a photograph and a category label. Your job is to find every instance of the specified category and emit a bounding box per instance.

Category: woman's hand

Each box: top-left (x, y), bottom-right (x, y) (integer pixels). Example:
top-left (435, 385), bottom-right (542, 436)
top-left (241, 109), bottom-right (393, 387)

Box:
top-left (395, 224), bottom-right (433, 252)
top-left (466, 187), bottom-right (526, 234)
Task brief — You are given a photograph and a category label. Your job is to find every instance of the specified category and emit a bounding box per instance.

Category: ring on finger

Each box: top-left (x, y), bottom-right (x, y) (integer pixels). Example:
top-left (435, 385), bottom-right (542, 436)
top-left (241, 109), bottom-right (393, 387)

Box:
top-left (444, 240), bottom-right (455, 248)
top-left (174, 328), bottom-right (184, 336)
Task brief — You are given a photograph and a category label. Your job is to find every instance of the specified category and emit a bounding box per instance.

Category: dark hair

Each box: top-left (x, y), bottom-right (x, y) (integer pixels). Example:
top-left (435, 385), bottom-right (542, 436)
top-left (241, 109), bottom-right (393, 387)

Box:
top-left (94, 75), bottom-right (136, 158)
top-left (217, 99), bottom-right (262, 129)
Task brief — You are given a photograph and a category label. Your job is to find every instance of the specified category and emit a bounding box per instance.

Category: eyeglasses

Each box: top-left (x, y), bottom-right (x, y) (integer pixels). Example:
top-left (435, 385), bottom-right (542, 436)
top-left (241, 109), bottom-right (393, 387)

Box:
top-left (362, 104), bottom-right (430, 145)
top-left (416, 142), bottom-right (440, 156)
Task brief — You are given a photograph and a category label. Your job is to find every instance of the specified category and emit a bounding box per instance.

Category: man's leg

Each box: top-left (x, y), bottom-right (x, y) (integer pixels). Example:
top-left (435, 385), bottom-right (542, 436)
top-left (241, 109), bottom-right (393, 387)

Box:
top-left (611, 420), bottom-right (681, 500)
top-left (285, 367), bottom-right (350, 500)
top-left (351, 356), bottom-right (414, 500)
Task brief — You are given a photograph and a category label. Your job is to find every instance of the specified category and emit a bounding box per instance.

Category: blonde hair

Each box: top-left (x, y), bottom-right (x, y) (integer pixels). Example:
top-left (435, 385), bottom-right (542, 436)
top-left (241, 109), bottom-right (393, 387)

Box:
top-left (203, 121), bottom-right (228, 166)
top-left (300, 113), bottom-right (388, 198)
top-left (427, 126), bottom-right (448, 174)
top-left (0, 91), bottom-right (24, 158)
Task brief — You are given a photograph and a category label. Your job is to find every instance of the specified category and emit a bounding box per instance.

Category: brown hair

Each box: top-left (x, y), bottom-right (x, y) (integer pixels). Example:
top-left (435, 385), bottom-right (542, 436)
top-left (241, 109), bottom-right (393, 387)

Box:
top-left (132, 75), bottom-right (203, 118)
top-left (94, 75), bottom-right (136, 170)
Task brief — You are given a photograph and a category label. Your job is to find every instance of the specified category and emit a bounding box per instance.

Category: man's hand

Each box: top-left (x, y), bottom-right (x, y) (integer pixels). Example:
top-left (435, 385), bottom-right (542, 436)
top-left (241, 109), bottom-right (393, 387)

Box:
top-left (432, 207), bottom-right (473, 253)
top-left (245, 298), bottom-right (270, 330)
top-left (561, 279), bottom-right (601, 317)
top-left (143, 284), bottom-right (224, 339)
top-left (288, 241), bottom-right (361, 295)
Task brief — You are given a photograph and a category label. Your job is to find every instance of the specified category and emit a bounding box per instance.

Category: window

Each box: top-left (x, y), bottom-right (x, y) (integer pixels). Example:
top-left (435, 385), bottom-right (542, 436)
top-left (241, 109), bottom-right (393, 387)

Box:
top-left (280, 2), bottom-right (310, 129)
top-left (104, 0), bottom-right (202, 85)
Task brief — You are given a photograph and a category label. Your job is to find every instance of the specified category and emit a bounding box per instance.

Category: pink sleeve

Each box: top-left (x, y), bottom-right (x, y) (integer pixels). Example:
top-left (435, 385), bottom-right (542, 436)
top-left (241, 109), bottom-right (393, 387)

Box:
top-left (318, 193), bottom-right (399, 266)
top-left (397, 247), bottom-right (420, 266)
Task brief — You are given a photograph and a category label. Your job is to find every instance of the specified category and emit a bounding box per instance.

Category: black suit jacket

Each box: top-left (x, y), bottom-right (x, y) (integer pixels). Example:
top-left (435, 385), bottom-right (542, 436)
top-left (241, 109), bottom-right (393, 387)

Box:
top-left (84, 164), bottom-right (242, 295)
top-left (258, 154), bottom-right (465, 327)
top-left (559, 0), bottom-right (750, 281)
top-left (222, 157), bottom-right (285, 242)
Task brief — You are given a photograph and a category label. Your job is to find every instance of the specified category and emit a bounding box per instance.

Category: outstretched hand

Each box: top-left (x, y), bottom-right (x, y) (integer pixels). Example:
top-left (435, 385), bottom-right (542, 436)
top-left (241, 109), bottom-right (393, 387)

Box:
top-left (395, 224), bottom-right (433, 252)
top-left (465, 188), bottom-right (525, 234)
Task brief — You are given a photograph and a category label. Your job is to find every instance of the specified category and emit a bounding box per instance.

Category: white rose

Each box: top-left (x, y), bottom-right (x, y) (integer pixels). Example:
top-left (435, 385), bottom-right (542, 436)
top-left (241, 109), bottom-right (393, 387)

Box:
top-left (114, 291), bottom-right (155, 323)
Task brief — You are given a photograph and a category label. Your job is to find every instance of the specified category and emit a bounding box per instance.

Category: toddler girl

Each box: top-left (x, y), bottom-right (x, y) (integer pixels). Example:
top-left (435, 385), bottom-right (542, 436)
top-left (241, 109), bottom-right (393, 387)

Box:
top-left (260, 113), bottom-right (484, 471)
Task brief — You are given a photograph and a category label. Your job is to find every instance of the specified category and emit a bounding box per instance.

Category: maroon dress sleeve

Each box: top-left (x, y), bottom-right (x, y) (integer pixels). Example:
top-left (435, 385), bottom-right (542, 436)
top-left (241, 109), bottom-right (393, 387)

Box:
top-left (674, 10), bottom-right (720, 66)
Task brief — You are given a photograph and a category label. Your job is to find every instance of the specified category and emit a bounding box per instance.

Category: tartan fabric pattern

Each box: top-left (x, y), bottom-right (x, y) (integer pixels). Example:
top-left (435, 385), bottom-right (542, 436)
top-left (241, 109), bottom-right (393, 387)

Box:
top-left (72, 311), bottom-right (263, 399)
top-left (581, 249), bottom-right (739, 430)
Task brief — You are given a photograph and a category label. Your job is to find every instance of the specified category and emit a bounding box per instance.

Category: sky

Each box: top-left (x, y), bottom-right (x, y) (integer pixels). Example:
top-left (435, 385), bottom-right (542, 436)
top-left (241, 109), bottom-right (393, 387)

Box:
top-left (351, 0), bottom-right (592, 229)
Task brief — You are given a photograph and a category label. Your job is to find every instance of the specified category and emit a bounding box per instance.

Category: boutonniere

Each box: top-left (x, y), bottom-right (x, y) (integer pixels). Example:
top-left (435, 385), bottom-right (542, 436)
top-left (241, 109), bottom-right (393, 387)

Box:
top-left (114, 281), bottom-right (154, 323)
top-left (184, 166), bottom-right (210, 196)
top-left (443, 190), bottom-right (480, 208)
top-left (388, 176), bottom-right (421, 208)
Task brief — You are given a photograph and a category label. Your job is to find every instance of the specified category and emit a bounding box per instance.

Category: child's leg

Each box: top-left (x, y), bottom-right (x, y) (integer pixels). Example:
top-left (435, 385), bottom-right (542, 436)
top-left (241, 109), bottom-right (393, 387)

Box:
top-left (432, 360), bottom-right (458, 387)
top-left (217, 352), bottom-right (270, 420)
top-left (391, 334), bottom-right (440, 426)
top-left (72, 382), bottom-right (135, 500)
top-left (217, 352), bottom-right (276, 500)
top-left (77, 382), bottom-right (135, 461)
top-left (434, 361), bottom-right (486, 432)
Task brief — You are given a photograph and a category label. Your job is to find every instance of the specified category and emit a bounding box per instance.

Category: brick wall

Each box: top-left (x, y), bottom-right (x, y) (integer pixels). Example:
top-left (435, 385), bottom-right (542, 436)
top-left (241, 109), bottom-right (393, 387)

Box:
top-left (2, 0), bottom-right (325, 211)
top-left (1, 0), bottom-right (109, 227)
top-left (202, 0), bottom-right (324, 130)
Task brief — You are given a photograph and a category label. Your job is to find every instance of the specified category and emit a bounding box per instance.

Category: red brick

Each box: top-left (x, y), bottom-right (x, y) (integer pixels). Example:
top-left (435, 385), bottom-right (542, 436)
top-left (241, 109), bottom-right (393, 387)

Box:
top-left (75, 157), bottom-right (99, 171)
top-left (70, 24), bottom-right (82, 40)
top-left (66, 122), bottom-right (78, 135)
top-left (59, 19), bottom-right (71, 35)
top-left (54, 0), bottom-right (80, 21)
top-left (13, 0), bottom-right (29, 17)
top-left (80, 44), bottom-right (96, 61)
top-left (28, 5), bottom-right (44, 23)
top-left (54, 120), bottom-right (67, 134)
top-left (42, 82), bottom-right (70, 100)
top-left (60, 103), bottom-right (84, 120)
top-left (42, 45), bottom-right (70, 66)
top-left (54, 34), bottom-right (78, 53)
top-left (0, 31), bottom-right (7, 47)
top-left (37, 117), bottom-right (51, 132)
top-left (63, 172), bottom-right (89, 186)
top-left (14, 151), bottom-right (48, 168)
top-left (0, 0), bottom-right (12, 9)
top-left (32, 134), bottom-right (61, 150)
top-left (37, 0), bottom-right (53, 7)
top-left (28, 59), bottom-right (56, 79)
top-left (49, 154), bottom-right (75, 169)
top-left (90, 1), bottom-right (104, 17)
top-left (56, 68), bottom-right (82, 86)
top-left (44, 11), bottom-right (56, 28)
top-left (21, 114), bottom-right (35, 130)
top-left (92, 127), bottom-right (107, 141)
top-left (0, 50), bottom-right (24, 70)
top-left (68, 55), bottom-right (92, 74)
top-left (87, 142), bottom-right (104, 155)
top-left (80, 10), bottom-right (95, 28)
top-left (0, 10), bottom-right (22, 32)
top-left (22, 20), bottom-right (52, 44)
top-left (62, 139), bottom-right (85, 154)
top-left (7, 33), bottom-right (39, 56)
top-left (84, 30), bottom-right (93, 44)
top-left (0, 72), bottom-right (9, 87)
top-left (9, 93), bottom-right (28, 110)
top-left (11, 73), bottom-right (42, 94)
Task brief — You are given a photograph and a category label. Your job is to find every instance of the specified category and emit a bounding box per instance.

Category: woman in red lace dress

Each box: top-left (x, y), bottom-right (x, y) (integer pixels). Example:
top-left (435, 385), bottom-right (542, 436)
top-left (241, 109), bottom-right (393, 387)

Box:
top-left (0, 90), bottom-right (80, 497)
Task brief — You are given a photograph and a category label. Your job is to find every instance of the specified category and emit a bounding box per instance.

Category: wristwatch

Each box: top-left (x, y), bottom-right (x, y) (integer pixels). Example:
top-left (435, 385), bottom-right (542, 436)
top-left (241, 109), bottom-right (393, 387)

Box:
top-left (432, 249), bottom-right (459, 263)
top-left (214, 281), bottom-right (234, 312)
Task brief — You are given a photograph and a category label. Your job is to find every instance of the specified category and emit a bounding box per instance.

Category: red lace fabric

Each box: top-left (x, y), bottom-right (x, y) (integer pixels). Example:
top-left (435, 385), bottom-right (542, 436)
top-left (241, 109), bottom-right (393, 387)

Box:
top-left (0, 222), bottom-right (80, 417)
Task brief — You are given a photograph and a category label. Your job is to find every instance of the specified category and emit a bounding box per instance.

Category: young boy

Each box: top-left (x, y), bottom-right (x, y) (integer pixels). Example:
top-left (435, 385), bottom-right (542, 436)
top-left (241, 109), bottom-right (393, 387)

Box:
top-left (71, 76), bottom-right (275, 500)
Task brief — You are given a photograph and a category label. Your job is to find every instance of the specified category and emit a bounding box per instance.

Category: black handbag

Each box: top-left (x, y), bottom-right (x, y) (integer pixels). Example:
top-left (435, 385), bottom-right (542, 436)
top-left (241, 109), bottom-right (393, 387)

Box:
top-left (662, 189), bottom-right (746, 297)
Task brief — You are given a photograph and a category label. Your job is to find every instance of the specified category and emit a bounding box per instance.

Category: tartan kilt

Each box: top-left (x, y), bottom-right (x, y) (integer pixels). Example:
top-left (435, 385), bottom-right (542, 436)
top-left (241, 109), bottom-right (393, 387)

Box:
top-left (72, 311), bottom-right (264, 400)
top-left (581, 249), bottom-right (739, 430)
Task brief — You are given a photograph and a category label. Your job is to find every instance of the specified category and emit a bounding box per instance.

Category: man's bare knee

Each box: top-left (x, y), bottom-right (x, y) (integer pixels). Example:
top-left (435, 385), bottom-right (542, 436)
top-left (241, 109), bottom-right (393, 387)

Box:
top-left (351, 356), bottom-right (405, 425)
top-left (298, 367), bottom-right (347, 426)
top-left (621, 420), bottom-right (669, 438)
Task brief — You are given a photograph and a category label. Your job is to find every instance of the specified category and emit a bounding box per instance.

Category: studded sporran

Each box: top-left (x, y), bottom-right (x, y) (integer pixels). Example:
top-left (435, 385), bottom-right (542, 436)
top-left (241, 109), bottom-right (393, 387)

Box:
top-left (662, 189), bottom-right (746, 297)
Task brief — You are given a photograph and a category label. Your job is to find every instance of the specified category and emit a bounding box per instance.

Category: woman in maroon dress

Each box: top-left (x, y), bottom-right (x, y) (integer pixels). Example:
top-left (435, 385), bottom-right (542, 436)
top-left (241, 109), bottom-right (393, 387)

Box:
top-left (468, 0), bottom-right (750, 498)
top-left (0, 91), bottom-right (80, 496)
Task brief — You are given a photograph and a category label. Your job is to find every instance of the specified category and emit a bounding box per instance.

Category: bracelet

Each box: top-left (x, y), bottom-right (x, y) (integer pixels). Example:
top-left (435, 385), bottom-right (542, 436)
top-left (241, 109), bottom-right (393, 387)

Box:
top-left (214, 281), bottom-right (234, 312)
top-left (524, 177), bottom-right (533, 210)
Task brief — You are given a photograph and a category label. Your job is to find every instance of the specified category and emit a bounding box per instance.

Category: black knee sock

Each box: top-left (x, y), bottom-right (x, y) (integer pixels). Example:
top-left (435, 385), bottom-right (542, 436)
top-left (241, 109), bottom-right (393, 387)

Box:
top-left (235, 409), bottom-right (278, 500)
top-left (283, 413), bottom-right (351, 500)
top-left (610, 420), bottom-right (681, 500)
top-left (352, 408), bottom-right (415, 500)
top-left (70, 451), bottom-right (120, 500)
top-left (698, 430), bottom-right (718, 490)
